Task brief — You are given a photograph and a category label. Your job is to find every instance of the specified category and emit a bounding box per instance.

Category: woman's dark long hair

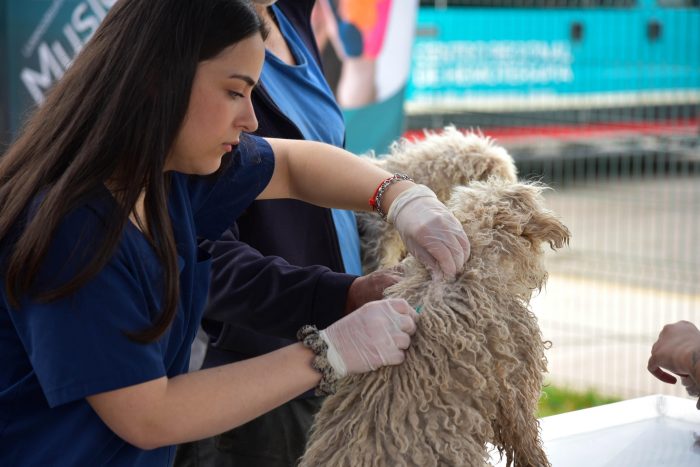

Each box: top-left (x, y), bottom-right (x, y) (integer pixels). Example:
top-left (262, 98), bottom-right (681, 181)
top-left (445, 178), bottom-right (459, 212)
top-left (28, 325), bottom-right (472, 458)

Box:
top-left (0, 0), bottom-right (267, 342)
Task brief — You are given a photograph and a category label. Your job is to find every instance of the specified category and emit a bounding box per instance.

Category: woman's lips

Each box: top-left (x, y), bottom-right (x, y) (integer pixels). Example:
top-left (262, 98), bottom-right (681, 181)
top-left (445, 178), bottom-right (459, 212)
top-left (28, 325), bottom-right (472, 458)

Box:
top-left (223, 140), bottom-right (239, 153)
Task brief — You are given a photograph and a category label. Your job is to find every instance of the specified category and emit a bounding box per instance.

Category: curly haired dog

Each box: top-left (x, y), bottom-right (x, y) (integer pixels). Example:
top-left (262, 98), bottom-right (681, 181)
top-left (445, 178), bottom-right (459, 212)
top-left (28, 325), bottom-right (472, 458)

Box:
top-left (357, 127), bottom-right (518, 274)
top-left (299, 180), bottom-right (569, 467)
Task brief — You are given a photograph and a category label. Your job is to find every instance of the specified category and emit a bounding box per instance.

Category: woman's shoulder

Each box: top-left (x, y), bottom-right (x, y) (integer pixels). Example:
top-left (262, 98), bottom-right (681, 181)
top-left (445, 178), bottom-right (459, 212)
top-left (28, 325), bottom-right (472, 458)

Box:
top-left (183, 134), bottom-right (275, 241)
top-left (277, 0), bottom-right (316, 18)
top-left (1, 188), bottom-right (113, 258)
top-left (275, 0), bottom-right (319, 58)
top-left (42, 188), bottom-right (116, 248)
top-left (0, 188), bottom-right (142, 301)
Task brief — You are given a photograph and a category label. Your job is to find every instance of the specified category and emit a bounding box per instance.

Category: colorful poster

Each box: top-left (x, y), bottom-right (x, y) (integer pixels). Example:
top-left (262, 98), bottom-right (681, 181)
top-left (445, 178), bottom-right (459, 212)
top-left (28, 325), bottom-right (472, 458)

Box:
top-left (313, 0), bottom-right (419, 155)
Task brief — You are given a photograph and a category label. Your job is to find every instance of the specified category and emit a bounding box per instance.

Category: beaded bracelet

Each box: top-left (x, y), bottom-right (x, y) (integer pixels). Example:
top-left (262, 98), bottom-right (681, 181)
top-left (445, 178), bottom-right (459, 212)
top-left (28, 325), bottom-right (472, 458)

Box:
top-left (297, 325), bottom-right (339, 396)
top-left (369, 173), bottom-right (414, 221)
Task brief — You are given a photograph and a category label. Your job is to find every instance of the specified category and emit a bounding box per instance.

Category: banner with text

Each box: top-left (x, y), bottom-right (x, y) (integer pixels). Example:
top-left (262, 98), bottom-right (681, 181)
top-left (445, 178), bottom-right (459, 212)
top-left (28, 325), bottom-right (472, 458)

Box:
top-left (1, 0), bottom-right (116, 149)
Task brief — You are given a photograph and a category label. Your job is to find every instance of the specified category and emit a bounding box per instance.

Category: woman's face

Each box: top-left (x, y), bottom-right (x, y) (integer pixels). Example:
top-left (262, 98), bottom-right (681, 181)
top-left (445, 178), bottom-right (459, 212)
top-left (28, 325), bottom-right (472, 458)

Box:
top-left (167, 33), bottom-right (265, 175)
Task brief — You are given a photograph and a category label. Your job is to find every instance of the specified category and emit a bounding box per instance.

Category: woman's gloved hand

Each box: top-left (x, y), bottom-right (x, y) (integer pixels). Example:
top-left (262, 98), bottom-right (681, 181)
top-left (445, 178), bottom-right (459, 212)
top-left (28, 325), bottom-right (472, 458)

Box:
top-left (319, 298), bottom-right (418, 377)
top-left (388, 184), bottom-right (470, 281)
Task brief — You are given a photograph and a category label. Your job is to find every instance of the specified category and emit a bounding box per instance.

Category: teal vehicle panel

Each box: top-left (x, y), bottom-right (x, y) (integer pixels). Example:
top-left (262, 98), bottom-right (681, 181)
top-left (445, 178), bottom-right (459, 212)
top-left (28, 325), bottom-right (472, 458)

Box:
top-left (407, 3), bottom-right (700, 107)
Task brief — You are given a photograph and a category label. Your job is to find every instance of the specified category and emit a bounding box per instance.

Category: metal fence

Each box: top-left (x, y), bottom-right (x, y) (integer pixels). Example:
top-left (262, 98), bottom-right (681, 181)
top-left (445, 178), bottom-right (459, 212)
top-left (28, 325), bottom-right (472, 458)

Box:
top-left (407, 1), bottom-right (700, 398)
top-left (516, 127), bottom-right (699, 399)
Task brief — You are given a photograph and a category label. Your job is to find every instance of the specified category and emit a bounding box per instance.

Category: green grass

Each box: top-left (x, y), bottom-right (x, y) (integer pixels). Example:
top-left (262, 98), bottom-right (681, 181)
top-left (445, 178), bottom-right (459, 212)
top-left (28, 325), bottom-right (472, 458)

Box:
top-left (537, 385), bottom-right (622, 417)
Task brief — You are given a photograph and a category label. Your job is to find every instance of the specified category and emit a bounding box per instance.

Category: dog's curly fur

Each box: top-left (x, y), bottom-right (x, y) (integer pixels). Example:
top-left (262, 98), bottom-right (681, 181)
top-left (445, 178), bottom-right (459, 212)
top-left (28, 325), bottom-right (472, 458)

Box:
top-left (358, 127), bottom-right (518, 274)
top-left (299, 131), bottom-right (570, 467)
top-left (300, 181), bottom-right (569, 467)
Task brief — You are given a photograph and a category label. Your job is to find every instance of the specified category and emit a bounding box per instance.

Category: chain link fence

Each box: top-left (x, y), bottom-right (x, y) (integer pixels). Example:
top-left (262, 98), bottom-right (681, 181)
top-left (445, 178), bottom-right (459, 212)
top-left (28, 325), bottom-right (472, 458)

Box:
top-left (408, 0), bottom-right (700, 398)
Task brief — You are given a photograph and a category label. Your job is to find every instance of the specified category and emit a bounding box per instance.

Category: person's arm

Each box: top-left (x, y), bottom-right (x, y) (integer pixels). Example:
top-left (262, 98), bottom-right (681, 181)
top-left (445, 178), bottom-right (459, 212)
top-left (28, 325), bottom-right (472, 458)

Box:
top-left (201, 227), bottom-right (403, 337)
top-left (200, 226), bottom-right (355, 335)
top-left (260, 138), bottom-right (470, 280)
top-left (87, 299), bottom-right (417, 449)
top-left (259, 138), bottom-right (411, 212)
top-left (648, 320), bottom-right (700, 385)
top-left (87, 343), bottom-right (318, 449)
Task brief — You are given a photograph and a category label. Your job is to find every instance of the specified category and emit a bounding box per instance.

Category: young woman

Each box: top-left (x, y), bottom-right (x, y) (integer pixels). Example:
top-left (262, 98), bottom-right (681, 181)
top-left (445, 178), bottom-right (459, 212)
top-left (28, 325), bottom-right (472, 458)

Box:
top-left (0, 0), bottom-right (469, 465)
top-left (177, 1), bottom-right (405, 465)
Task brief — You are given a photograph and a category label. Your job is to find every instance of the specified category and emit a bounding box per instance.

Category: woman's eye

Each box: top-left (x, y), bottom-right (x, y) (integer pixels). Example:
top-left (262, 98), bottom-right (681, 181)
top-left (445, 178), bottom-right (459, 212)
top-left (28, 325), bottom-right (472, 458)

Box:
top-left (228, 90), bottom-right (244, 99)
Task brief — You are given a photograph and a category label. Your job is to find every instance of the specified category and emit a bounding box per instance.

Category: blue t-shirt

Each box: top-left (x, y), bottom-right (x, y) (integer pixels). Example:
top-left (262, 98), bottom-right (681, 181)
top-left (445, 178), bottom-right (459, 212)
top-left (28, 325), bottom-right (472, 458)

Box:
top-left (261, 4), bottom-right (362, 275)
top-left (0, 136), bottom-right (274, 466)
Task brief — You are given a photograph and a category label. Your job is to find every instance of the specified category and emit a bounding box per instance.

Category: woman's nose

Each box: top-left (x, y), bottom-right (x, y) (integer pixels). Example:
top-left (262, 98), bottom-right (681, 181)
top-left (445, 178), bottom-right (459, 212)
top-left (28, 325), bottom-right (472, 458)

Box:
top-left (237, 97), bottom-right (258, 133)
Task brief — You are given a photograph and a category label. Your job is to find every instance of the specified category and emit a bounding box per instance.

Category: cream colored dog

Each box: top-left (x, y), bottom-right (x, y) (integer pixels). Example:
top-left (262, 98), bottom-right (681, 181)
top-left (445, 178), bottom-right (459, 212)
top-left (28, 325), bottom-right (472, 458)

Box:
top-left (299, 130), bottom-right (569, 467)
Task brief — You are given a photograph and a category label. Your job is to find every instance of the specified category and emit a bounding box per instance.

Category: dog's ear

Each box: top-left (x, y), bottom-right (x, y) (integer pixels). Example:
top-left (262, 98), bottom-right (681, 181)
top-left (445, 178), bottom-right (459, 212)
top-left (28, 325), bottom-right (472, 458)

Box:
top-left (447, 182), bottom-right (570, 251)
top-left (497, 183), bottom-right (571, 250)
top-left (522, 210), bottom-right (570, 250)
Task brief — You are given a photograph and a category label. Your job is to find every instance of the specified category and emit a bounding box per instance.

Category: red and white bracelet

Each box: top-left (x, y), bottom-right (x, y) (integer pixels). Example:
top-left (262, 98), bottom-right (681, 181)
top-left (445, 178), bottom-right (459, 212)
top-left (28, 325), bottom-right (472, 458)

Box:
top-left (368, 173), bottom-right (413, 221)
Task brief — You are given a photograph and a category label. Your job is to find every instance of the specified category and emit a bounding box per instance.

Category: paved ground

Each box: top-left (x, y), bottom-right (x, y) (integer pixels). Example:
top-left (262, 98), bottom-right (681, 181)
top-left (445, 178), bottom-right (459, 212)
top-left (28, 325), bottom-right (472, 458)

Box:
top-left (535, 275), bottom-right (700, 398)
top-left (531, 177), bottom-right (700, 399)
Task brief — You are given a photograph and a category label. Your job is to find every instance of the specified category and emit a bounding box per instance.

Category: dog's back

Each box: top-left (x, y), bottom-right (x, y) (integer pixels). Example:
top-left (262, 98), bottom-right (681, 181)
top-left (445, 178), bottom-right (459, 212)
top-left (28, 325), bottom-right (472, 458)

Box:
top-left (299, 181), bottom-right (569, 467)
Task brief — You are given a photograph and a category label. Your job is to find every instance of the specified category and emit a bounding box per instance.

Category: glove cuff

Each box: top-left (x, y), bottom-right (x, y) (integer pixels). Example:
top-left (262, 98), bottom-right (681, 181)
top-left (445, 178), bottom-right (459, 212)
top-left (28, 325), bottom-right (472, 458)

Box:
top-left (387, 184), bottom-right (438, 225)
top-left (319, 330), bottom-right (348, 378)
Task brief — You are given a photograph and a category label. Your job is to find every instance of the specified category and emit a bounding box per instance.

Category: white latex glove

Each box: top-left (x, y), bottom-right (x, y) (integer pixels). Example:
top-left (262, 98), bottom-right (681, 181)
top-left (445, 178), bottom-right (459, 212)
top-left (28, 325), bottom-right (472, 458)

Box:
top-left (387, 184), bottom-right (470, 281)
top-left (319, 299), bottom-right (418, 377)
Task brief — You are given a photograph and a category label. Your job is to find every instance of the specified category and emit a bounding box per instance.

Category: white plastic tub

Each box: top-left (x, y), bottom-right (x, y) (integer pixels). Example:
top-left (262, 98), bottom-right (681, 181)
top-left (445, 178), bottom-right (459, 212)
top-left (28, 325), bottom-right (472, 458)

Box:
top-left (490, 395), bottom-right (700, 466)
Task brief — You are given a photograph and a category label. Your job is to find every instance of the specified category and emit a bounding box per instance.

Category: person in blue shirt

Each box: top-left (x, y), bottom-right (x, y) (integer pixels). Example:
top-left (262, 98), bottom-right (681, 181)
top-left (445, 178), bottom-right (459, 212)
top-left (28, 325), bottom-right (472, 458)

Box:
top-left (177, 1), bottom-right (404, 465)
top-left (0, 0), bottom-right (470, 465)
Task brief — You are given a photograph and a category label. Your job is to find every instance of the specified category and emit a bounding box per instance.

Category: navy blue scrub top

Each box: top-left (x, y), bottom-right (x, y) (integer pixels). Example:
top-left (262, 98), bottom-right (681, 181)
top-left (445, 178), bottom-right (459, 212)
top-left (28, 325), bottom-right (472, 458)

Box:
top-left (0, 135), bottom-right (274, 466)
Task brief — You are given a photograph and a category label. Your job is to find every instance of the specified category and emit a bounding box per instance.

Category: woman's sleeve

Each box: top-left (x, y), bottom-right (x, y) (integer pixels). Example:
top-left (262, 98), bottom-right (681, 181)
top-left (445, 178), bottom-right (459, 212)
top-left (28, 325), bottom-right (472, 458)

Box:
top-left (5, 208), bottom-right (167, 408)
top-left (188, 135), bottom-right (275, 241)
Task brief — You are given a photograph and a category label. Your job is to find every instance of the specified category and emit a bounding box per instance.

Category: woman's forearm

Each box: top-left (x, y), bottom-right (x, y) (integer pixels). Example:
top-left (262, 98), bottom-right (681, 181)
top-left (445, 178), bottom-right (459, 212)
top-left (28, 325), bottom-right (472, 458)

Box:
top-left (260, 138), bottom-right (413, 212)
top-left (87, 343), bottom-right (319, 449)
